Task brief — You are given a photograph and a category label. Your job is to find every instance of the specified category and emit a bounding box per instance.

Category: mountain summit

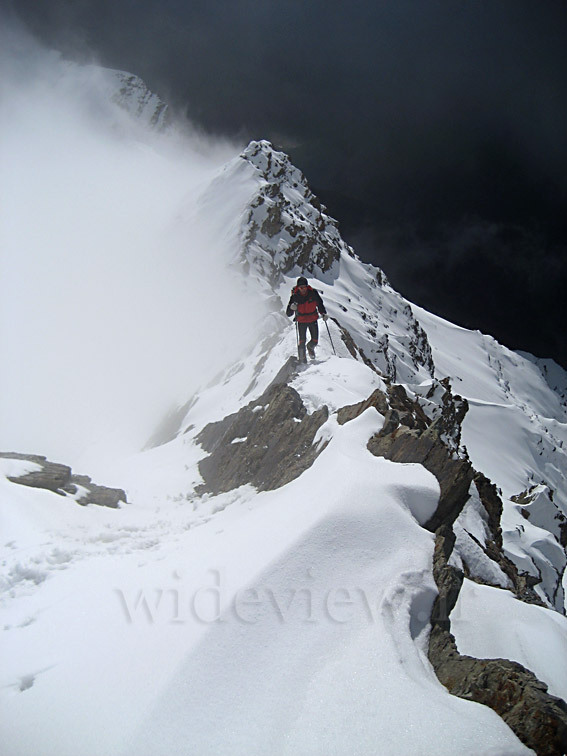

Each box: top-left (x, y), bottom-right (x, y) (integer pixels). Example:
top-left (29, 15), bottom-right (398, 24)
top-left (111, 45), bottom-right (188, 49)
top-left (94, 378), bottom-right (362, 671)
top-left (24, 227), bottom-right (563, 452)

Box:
top-left (1, 62), bottom-right (566, 756)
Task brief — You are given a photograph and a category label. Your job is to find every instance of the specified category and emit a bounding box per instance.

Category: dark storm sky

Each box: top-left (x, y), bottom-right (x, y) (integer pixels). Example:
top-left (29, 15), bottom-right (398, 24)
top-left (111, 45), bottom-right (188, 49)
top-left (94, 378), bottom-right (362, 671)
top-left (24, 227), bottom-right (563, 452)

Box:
top-left (8, 0), bottom-right (567, 365)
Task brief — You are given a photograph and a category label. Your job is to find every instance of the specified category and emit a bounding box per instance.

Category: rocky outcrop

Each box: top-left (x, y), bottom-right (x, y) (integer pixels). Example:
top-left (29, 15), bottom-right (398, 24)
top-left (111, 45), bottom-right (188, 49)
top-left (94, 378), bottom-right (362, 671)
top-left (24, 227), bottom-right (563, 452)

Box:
top-left (338, 383), bottom-right (474, 531)
top-left (0, 452), bottom-right (127, 508)
top-left (373, 426), bottom-right (475, 532)
top-left (196, 362), bottom-right (328, 494)
top-left (336, 383), bottom-right (567, 752)
top-left (429, 527), bottom-right (567, 756)
top-left (61, 475), bottom-right (127, 509)
top-left (339, 384), bottom-right (546, 602)
top-left (1, 452), bottom-right (72, 493)
top-left (240, 141), bottom-right (345, 284)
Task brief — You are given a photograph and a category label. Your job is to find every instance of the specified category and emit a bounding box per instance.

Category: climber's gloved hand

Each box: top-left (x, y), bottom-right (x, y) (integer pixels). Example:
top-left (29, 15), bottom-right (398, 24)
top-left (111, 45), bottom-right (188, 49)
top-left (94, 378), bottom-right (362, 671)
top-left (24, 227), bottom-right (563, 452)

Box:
top-left (321, 313), bottom-right (328, 321)
top-left (290, 303), bottom-right (298, 311)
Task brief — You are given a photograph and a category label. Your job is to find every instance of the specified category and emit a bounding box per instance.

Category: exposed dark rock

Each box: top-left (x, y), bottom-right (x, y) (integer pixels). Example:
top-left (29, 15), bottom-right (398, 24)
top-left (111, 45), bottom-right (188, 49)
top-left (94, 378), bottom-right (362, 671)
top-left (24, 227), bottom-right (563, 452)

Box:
top-left (374, 334), bottom-right (397, 381)
top-left (337, 383), bottom-right (430, 431)
top-left (240, 141), bottom-right (343, 281)
top-left (373, 392), bottom-right (544, 602)
top-left (0, 452), bottom-right (127, 508)
top-left (336, 383), bottom-right (564, 749)
top-left (369, 426), bottom-right (475, 533)
top-left (337, 385), bottom-right (548, 607)
top-left (337, 385), bottom-right (473, 535)
top-left (196, 375), bottom-right (328, 494)
top-left (261, 204), bottom-right (284, 237)
top-left (338, 383), bottom-right (474, 532)
top-left (62, 475), bottom-right (126, 509)
top-left (336, 388), bottom-right (390, 425)
top-left (424, 377), bottom-right (469, 450)
top-left (1, 452), bottom-right (72, 492)
top-left (388, 384), bottom-right (431, 431)
top-left (473, 473), bottom-right (504, 547)
top-left (335, 319), bottom-right (361, 360)
top-left (407, 315), bottom-right (435, 376)
top-left (429, 527), bottom-right (567, 756)
top-left (268, 355), bottom-right (302, 389)
top-left (430, 525), bottom-right (464, 631)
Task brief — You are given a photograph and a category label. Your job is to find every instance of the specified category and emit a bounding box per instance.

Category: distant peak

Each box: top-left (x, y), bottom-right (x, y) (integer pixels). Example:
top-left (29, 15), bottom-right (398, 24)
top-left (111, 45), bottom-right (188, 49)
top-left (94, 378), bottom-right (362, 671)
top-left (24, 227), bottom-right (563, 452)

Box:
top-left (106, 69), bottom-right (170, 130)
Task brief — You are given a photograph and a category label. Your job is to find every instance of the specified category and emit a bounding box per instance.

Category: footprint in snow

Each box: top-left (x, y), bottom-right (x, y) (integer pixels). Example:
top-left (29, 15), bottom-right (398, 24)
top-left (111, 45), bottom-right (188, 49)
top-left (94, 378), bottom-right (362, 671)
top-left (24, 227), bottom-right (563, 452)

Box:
top-left (19, 674), bottom-right (35, 692)
top-left (2, 665), bottom-right (55, 693)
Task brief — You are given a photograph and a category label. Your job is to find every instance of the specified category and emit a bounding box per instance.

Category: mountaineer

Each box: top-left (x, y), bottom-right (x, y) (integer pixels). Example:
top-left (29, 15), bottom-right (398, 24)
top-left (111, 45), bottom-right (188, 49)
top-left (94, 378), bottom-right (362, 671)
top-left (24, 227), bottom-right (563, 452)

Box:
top-left (286, 276), bottom-right (328, 363)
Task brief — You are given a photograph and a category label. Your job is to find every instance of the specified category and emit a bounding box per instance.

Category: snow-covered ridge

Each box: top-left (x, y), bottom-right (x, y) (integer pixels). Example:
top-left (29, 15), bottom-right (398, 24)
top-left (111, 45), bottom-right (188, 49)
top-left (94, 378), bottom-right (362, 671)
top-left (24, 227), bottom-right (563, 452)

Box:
top-left (196, 139), bottom-right (435, 384)
top-left (162, 135), bottom-right (567, 633)
top-left (175, 137), bottom-right (566, 615)
top-left (2, 58), bottom-right (567, 756)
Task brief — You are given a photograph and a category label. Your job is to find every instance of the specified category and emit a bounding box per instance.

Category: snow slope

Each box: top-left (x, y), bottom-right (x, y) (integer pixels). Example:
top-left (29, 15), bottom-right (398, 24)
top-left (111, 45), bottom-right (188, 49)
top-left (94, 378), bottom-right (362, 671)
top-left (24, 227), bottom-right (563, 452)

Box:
top-left (1, 408), bottom-right (532, 756)
top-left (452, 579), bottom-right (567, 703)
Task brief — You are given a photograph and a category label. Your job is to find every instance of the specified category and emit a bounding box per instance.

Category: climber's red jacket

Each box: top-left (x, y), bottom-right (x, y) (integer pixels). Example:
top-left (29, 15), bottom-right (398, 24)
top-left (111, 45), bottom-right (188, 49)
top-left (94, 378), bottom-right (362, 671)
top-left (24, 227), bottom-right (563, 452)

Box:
top-left (286, 285), bottom-right (327, 323)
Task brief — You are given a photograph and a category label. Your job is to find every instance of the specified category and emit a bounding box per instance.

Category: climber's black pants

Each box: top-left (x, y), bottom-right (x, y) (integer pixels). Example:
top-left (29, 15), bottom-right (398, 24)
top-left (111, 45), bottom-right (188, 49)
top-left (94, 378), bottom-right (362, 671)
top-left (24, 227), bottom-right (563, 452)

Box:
top-left (297, 321), bottom-right (319, 349)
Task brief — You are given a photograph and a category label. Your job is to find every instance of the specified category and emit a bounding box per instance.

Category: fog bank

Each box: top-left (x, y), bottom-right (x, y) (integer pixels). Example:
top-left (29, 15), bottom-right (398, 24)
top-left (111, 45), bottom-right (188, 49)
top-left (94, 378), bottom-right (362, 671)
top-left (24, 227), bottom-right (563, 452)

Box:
top-left (1, 27), bottom-right (263, 468)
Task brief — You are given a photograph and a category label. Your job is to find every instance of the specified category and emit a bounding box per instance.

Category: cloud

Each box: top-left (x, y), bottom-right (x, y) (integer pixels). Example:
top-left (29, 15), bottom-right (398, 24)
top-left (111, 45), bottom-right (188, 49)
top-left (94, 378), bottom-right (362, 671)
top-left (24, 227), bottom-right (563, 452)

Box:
top-left (0, 23), bottom-right (264, 468)
top-left (11, 1), bottom-right (567, 208)
top-left (10, 1), bottom-right (567, 233)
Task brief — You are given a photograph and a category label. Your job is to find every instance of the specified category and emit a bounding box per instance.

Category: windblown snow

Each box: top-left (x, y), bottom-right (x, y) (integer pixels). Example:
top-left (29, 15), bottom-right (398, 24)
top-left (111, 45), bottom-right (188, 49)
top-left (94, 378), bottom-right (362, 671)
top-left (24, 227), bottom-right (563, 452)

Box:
top-left (1, 35), bottom-right (566, 756)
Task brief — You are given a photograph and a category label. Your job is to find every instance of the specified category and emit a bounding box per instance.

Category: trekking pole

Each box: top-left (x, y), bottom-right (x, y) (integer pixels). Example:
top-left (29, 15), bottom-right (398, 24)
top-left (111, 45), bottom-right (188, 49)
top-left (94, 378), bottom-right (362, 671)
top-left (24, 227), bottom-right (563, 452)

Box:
top-left (325, 318), bottom-right (337, 355)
